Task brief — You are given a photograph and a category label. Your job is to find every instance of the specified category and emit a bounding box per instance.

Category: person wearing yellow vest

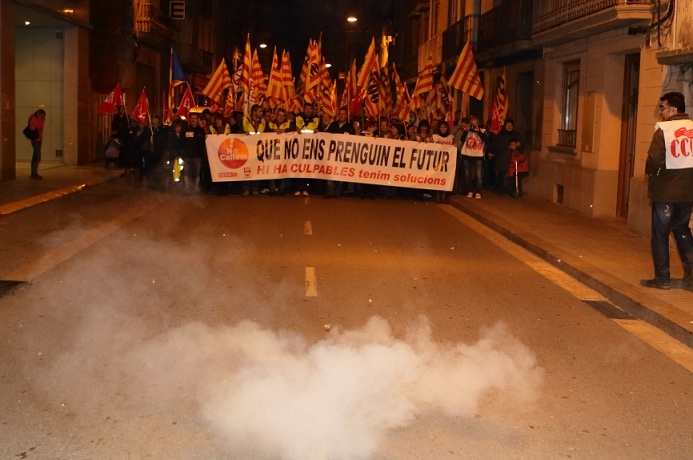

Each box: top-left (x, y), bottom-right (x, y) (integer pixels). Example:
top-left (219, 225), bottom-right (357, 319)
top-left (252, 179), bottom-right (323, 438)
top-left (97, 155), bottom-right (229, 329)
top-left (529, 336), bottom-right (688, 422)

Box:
top-left (643, 91), bottom-right (693, 290)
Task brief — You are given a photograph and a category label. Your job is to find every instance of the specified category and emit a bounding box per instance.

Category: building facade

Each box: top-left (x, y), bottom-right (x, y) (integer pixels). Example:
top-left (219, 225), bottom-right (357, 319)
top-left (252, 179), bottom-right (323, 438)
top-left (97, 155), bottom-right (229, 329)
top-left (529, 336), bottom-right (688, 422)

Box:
top-left (395, 0), bottom-right (690, 236)
top-left (0, 0), bottom-right (220, 182)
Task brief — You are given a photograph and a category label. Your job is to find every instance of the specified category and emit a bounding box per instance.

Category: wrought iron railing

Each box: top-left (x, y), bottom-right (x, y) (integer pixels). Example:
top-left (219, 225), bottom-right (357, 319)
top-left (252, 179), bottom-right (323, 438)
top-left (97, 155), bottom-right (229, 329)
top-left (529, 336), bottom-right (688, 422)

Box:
top-left (477, 0), bottom-right (533, 53)
top-left (135, 2), bottom-right (176, 37)
top-left (418, 34), bottom-right (442, 72)
top-left (442, 15), bottom-right (476, 62)
top-left (557, 129), bottom-right (577, 148)
top-left (533, 0), bottom-right (652, 35)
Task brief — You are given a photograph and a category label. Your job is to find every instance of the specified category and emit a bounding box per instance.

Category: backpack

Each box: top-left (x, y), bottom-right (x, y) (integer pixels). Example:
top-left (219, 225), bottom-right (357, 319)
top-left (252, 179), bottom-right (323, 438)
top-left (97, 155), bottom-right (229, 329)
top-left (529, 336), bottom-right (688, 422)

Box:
top-left (23, 123), bottom-right (39, 141)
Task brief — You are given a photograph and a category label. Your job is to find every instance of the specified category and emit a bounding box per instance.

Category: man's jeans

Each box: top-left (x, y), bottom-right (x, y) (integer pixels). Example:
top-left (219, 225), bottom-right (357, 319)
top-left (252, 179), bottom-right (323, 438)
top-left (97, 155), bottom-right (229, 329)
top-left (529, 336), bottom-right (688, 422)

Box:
top-left (651, 201), bottom-right (693, 280)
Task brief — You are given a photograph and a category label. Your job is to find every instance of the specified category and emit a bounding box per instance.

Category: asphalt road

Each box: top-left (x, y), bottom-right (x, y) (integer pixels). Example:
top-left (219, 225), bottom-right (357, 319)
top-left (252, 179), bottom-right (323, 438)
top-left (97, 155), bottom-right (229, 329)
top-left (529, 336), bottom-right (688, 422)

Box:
top-left (1, 183), bottom-right (691, 459)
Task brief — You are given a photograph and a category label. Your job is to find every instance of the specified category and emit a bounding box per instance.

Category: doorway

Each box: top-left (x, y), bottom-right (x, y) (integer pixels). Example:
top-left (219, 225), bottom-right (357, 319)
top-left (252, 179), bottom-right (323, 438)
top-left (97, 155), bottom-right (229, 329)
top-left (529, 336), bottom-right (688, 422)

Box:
top-left (617, 53), bottom-right (640, 219)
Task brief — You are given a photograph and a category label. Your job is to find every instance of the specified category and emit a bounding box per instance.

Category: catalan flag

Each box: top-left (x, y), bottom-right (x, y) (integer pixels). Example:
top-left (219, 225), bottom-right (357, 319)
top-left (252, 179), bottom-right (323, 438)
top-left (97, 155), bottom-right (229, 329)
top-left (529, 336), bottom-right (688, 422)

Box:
top-left (411, 54), bottom-right (434, 98)
top-left (448, 42), bottom-right (484, 100)
top-left (267, 46), bottom-right (283, 104)
top-left (356, 38), bottom-right (377, 94)
top-left (202, 58), bottom-right (232, 102)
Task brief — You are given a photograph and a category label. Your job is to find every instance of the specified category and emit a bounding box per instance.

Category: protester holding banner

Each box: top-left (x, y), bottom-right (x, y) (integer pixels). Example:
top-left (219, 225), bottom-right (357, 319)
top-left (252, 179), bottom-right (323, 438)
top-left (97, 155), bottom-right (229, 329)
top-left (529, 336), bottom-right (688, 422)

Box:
top-left (433, 120), bottom-right (454, 203)
top-left (325, 108), bottom-right (355, 197)
top-left (460, 115), bottom-right (488, 199)
top-left (182, 113), bottom-right (206, 194)
top-left (242, 104), bottom-right (266, 196)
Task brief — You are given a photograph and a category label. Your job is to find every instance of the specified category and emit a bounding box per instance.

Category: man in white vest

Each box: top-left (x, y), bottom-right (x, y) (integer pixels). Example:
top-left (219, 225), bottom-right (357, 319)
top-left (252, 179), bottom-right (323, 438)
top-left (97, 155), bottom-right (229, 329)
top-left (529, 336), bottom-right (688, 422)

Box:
top-left (643, 91), bottom-right (693, 290)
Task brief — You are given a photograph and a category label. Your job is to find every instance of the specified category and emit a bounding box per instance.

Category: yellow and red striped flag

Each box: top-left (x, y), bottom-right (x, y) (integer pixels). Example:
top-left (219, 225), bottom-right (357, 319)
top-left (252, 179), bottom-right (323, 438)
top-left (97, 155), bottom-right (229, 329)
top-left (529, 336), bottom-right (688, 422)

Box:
top-left (267, 46), bottom-right (283, 103)
top-left (356, 38), bottom-right (377, 93)
top-left (448, 42), bottom-right (484, 100)
top-left (319, 58), bottom-right (334, 117)
top-left (202, 58), bottom-right (233, 101)
top-left (280, 50), bottom-right (296, 105)
top-left (240, 34), bottom-right (252, 114)
top-left (363, 54), bottom-right (380, 119)
top-left (304, 39), bottom-right (321, 104)
top-left (249, 49), bottom-right (267, 108)
top-left (379, 60), bottom-right (392, 116)
top-left (412, 54), bottom-right (433, 99)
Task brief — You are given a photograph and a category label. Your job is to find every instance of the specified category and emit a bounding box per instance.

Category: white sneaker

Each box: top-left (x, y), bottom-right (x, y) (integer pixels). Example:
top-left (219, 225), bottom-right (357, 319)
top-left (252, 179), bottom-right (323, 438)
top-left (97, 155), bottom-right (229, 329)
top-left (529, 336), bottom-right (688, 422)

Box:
top-left (302, 191), bottom-right (309, 196)
top-left (294, 191), bottom-right (301, 196)
top-left (475, 193), bottom-right (481, 199)
top-left (466, 192), bottom-right (473, 198)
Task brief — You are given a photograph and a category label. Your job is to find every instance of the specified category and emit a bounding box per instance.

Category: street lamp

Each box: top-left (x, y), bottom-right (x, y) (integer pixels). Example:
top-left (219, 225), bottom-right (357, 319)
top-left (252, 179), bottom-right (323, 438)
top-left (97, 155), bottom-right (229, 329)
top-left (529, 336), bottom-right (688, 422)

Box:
top-left (347, 16), bottom-right (358, 23)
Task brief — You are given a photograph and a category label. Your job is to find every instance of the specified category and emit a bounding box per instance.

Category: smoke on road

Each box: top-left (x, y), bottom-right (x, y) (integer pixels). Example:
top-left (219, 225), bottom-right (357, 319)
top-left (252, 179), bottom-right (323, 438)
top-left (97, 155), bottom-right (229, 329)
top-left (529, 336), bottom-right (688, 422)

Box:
top-left (24, 233), bottom-right (544, 459)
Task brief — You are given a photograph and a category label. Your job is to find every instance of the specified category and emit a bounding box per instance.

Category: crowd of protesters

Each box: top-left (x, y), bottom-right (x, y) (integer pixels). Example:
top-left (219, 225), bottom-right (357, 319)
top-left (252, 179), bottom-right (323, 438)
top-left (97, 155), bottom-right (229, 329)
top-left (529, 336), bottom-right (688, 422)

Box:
top-left (106, 103), bottom-right (528, 200)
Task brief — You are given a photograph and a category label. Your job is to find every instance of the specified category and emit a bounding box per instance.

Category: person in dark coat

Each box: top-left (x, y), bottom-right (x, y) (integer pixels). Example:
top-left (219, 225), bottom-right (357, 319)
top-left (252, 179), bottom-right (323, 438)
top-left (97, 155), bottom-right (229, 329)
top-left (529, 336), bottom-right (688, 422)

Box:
top-left (643, 91), bottom-right (693, 290)
top-left (488, 119), bottom-right (521, 194)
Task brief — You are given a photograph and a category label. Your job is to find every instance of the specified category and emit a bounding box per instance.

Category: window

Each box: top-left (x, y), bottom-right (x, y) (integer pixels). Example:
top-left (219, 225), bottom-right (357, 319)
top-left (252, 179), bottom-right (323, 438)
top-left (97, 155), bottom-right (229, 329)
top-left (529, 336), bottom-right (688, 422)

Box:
top-left (558, 60), bottom-right (580, 147)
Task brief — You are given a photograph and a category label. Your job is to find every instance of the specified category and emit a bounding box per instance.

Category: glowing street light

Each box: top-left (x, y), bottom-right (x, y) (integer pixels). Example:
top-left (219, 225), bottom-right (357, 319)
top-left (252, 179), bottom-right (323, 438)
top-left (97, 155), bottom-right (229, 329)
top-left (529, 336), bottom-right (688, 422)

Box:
top-left (347, 16), bottom-right (358, 23)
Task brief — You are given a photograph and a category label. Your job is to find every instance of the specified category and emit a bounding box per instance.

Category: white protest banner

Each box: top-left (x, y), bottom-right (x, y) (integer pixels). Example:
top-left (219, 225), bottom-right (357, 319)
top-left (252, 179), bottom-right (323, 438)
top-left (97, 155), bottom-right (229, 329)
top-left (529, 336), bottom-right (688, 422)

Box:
top-left (205, 132), bottom-right (456, 191)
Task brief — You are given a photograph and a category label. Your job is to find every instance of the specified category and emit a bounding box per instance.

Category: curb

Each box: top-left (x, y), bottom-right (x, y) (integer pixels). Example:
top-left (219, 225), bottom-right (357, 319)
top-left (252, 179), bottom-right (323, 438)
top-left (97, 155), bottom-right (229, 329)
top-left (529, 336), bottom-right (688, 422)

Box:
top-left (448, 197), bottom-right (693, 349)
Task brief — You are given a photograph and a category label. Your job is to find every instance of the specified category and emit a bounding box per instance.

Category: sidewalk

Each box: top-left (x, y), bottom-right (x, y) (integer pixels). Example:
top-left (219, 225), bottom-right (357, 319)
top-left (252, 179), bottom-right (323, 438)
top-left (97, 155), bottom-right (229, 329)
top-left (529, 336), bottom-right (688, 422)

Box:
top-left (1, 162), bottom-right (692, 347)
top-left (0, 161), bottom-right (122, 215)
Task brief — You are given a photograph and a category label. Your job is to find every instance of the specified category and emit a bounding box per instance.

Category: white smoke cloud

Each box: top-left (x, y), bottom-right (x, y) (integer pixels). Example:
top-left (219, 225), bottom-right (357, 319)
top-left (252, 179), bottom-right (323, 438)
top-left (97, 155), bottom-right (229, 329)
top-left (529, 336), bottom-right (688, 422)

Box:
top-left (125, 316), bottom-right (543, 460)
top-left (24, 235), bottom-right (543, 459)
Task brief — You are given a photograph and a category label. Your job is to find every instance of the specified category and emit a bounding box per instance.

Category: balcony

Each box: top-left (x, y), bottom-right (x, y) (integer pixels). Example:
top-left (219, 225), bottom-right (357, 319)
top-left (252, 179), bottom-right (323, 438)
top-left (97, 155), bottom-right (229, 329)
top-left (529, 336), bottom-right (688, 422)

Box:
top-left (442, 15), bottom-right (476, 63)
top-left (418, 34), bottom-right (442, 71)
top-left (178, 43), bottom-right (214, 75)
top-left (477, 0), bottom-right (533, 52)
top-left (135, 2), bottom-right (178, 47)
top-left (533, 0), bottom-right (652, 46)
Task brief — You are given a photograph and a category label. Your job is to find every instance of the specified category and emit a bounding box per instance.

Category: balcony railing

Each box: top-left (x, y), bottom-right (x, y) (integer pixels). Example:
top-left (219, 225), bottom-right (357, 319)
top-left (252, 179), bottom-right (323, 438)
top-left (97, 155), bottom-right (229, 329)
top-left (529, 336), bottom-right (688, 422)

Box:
top-left (442, 15), bottom-right (476, 62)
top-left (477, 0), bottom-right (533, 53)
top-left (418, 33), bottom-right (442, 71)
top-left (178, 44), bottom-right (214, 75)
top-left (135, 2), bottom-right (177, 39)
top-left (533, 0), bottom-right (652, 35)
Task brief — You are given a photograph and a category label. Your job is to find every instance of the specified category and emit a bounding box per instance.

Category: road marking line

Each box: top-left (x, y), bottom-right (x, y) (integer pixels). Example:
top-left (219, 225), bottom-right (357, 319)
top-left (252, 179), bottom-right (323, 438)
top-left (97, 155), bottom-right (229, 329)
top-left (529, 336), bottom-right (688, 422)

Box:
top-left (0, 185), bottom-right (86, 216)
top-left (305, 267), bottom-right (318, 297)
top-left (614, 319), bottom-right (693, 373)
top-left (5, 200), bottom-right (160, 281)
top-left (304, 220), bottom-right (313, 235)
top-left (441, 205), bottom-right (693, 369)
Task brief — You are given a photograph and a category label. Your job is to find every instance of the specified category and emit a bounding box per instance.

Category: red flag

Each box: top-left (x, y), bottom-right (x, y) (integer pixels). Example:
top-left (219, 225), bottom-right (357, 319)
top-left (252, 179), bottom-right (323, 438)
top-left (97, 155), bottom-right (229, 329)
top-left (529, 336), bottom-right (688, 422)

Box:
top-left (489, 73), bottom-right (507, 134)
top-left (319, 58), bottom-right (334, 116)
top-left (448, 42), bottom-right (484, 100)
top-left (97, 83), bottom-right (124, 114)
top-left (130, 88), bottom-right (149, 124)
top-left (177, 85), bottom-right (195, 119)
top-left (412, 54), bottom-right (433, 98)
top-left (202, 58), bottom-right (233, 102)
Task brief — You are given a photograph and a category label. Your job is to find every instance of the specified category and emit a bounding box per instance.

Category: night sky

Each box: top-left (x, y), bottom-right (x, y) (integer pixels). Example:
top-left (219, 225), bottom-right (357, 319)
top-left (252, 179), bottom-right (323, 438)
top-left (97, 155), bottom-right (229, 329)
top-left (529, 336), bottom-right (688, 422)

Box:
top-left (222, 0), bottom-right (396, 77)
